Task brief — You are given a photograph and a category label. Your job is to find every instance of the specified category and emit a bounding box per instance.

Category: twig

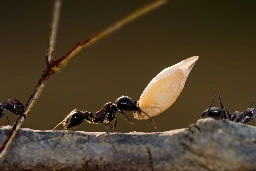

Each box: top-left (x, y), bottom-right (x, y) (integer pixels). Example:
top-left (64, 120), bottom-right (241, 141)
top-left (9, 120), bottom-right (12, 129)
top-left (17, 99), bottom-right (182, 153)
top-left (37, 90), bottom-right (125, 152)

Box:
top-left (0, 0), bottom-right (168, 159)
top-left (52, 0), bottom-right (168, 73)
top-left (46, 0), bottom-right (61, 64)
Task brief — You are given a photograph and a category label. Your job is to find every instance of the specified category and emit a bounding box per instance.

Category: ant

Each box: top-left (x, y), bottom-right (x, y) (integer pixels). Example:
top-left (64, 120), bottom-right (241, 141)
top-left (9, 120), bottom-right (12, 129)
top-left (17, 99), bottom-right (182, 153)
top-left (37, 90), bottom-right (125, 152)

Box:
top-left (53, 96), bottom-right (156, 133)
top-left (201, 93), bottom-right (256, 124)
top-left (52, 96), bottom-right (156, 148)
top-left (0, 98), bottom-right (26, 124)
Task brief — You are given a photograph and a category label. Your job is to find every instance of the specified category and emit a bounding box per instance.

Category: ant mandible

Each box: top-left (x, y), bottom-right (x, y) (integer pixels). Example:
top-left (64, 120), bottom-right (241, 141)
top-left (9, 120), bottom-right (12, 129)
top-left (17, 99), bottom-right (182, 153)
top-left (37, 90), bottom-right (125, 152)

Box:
top-left (0, 98), bottom-right (26, 124)
top-left (201, 93), bottom-right (256, 124)
top-left (53, 96), bottom-right (156, 133)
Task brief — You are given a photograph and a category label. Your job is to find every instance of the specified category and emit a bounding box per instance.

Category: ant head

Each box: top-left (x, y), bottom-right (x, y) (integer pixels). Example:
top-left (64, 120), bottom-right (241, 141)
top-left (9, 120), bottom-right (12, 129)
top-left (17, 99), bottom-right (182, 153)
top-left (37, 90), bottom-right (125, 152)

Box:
top-left (201, 107), bottom-right (223, 120)
top-left (202, 93), bottom-right (231, 120)
top-left (115, 96), bottom-right (141, 113)
top-left (4, 98), bottom-right (26, 118)
top-left (64, 109), bottom-right (85, 129)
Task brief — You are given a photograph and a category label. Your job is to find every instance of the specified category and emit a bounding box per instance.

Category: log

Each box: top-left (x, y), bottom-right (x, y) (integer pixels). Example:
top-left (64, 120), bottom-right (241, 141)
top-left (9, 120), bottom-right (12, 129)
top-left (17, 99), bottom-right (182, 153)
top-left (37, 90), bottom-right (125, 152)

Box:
top-left (0, 118), bottom-right (256, 171)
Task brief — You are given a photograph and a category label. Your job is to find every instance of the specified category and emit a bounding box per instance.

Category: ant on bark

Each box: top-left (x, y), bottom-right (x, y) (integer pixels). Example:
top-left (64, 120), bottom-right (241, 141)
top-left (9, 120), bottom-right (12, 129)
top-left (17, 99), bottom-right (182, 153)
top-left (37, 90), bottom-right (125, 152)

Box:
top-left (0, 98), bottom-right (26, 124)
top-left (201, 93), bottom-right (256, 124)
top-left (53, 96), bottom-right (156, 133)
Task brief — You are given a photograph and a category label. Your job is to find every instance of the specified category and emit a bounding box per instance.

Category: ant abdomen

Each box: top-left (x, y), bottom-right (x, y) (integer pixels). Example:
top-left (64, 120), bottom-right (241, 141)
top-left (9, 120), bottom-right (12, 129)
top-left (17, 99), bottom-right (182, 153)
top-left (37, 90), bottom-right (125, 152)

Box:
top-left (53, 109), bottom-right (87, 130)
top-left (65, 109), bottom-right (86, 129)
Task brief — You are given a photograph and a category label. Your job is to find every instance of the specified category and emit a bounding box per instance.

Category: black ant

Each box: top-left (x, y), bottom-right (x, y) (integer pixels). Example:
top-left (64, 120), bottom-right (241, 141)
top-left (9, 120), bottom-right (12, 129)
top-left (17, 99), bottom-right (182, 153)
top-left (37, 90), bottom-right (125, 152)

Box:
top-left (0, 98), bottom-right (26, 124)
top-left (53, 96), bottom-right (156, 133)
top-left (201, 93), bottom-right (256, 124)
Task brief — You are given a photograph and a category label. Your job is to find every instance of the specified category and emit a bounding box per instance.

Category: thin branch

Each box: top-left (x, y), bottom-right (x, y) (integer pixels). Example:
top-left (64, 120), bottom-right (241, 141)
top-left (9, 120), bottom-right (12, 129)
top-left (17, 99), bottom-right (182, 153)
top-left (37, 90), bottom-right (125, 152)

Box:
top-left (0, 0), bottom-right (167, 159)
top-left (46, 0), bottom-right (61, 64)
top-left (0, 119), bottom-right (256, 170)
top-left (52, 0), bottom-right (168, 73)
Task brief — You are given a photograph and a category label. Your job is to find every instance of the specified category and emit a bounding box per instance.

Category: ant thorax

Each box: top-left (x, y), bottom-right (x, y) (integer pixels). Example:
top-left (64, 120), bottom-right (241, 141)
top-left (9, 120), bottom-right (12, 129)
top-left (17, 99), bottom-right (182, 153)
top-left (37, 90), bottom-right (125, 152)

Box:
top-left (94, 102), bottom-right (117, 124)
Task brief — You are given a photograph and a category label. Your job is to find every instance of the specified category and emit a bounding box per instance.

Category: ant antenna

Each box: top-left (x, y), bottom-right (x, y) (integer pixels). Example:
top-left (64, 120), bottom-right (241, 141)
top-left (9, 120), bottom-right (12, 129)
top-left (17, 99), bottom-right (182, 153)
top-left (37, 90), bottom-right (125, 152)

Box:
top-left (6, 116), bottom-right (9, 125)
top-left (205, 93), bottom-right (218, 118)
top-left (218, 93), bottom-right (231, 119)
top-left (110, 117), bottom-right (118, 132)
top-left (250, 100), bottom-right (256, 108)
top-left (140, 110), bottom-right (157, 129)
top-left (218, 93), bottom-right (225, 110)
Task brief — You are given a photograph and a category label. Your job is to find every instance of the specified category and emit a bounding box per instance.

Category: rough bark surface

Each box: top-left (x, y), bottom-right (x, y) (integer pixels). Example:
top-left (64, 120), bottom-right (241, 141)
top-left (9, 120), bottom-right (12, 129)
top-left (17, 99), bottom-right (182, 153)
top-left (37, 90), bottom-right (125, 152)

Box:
top-left (0, 118), bottom-right (256, 171)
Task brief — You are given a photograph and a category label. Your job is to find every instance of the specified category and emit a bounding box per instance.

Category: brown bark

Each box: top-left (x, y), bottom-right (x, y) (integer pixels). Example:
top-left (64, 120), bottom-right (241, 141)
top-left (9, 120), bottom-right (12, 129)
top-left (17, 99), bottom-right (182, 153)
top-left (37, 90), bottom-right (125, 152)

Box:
top-left (0, 118), bottom-right (256, 171)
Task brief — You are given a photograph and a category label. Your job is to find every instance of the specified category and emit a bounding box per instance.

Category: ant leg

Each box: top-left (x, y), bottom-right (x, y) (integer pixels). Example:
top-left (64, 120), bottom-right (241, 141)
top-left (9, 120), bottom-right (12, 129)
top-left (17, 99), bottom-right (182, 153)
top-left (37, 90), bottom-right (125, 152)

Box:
top-left (0, 103), bottom-right (6, 117)
top-left (105, 124), bottom-right (110, 135)
top-left (53, 130), bottom-right (67, 149)
top-left (224, 107), bottom-right (231, 120)
top-left (0, 112), bottom-right (5, 118)
top-left (104, 124), bottom-right (117, 152)
top-left (6, 115), bottom-right (9, 125)
top-left (114, 116), bottom-right (117, 131)
top-left (111, 116), bottom-right (118, 132)
top-left (218, 93), bottom-right (231, 120)
top-left (250, 100), bottom-right (256, 108)
top-left (116, 109), bottom-right (134, 125)
top-left (52, 120), bottom-right (64, 130)
top-left (141, 110), bottom-right (157, 129)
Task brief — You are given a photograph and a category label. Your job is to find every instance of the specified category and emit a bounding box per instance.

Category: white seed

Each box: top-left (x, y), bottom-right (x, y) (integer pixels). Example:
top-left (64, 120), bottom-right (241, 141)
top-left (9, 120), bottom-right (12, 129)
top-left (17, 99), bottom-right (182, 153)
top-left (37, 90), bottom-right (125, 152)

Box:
top-left (134, 56), bottom-right (199, 120)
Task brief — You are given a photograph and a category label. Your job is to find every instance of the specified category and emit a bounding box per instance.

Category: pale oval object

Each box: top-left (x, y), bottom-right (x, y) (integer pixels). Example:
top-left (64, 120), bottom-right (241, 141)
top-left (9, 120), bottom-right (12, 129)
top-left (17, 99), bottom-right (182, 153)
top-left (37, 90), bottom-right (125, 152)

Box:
top-left (134, 56), bottom-right (199, 120)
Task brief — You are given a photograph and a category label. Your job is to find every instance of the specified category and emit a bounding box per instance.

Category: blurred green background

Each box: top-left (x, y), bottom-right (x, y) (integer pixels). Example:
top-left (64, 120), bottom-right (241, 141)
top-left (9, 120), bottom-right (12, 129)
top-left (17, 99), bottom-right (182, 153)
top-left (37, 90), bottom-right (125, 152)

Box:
top-left (0, 0), bottom-right (255, 132)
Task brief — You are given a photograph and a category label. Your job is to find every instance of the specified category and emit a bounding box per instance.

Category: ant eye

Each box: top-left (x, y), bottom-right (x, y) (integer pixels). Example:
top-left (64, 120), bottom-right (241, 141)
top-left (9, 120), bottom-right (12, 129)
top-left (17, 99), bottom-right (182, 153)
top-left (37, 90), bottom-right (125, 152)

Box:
top-left (134, 56), bottom-right (198, 120)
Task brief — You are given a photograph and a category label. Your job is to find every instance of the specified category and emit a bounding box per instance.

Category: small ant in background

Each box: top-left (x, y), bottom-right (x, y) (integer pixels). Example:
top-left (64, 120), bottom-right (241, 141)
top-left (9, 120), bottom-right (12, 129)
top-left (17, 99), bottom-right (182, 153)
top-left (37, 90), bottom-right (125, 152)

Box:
top-left (201, 93), bottom-right (256, 124)
top-left (0, 98), bottom-right (26, 124)
top-left (53, 96), bottom-right (156, 133)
